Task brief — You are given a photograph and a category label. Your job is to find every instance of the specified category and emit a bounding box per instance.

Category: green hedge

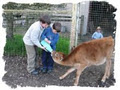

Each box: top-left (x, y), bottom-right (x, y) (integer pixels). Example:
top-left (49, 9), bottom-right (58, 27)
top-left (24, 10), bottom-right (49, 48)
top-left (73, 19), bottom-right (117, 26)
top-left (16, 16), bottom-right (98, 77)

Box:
top-left (4, 34), bottom-right (69, 56)
top-left (4, 34), bottom-right (26, 56)
top-left (56, 37), bottom-right (69, 54)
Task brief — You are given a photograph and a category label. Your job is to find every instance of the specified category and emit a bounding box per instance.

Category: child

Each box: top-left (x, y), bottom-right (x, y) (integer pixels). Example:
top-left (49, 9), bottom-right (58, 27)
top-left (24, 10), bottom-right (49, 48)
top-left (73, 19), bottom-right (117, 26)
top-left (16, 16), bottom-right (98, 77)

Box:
top-left (92, 26), bottom-right (103, 39)
top-left (40, 22), bottom-right (61, 73)
top-left (23, 15), bottom-right (51, 75)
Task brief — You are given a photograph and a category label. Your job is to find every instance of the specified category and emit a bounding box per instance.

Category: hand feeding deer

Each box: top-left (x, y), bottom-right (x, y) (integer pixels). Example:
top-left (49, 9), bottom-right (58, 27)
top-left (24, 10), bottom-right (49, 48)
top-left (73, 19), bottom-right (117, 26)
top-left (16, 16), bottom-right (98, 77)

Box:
top-left (51, 36), bottom-right (114, 86)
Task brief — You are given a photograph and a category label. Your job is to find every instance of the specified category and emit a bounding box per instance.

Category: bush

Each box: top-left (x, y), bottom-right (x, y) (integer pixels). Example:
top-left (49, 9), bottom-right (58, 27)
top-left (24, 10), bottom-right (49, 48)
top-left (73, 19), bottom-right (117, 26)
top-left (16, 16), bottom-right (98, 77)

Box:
top-left (4, 34), bottom-right (26, 56)
top-left (56, 36), bottom-right (69, 54)
top-left (4, 34), bottom-right (69, 56)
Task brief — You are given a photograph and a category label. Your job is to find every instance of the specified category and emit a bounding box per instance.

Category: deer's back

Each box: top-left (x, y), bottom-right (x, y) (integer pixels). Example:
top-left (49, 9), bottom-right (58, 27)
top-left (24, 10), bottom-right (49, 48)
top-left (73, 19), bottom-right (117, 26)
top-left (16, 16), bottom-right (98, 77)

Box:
top-left (65, 36), bottom-right (114, 65)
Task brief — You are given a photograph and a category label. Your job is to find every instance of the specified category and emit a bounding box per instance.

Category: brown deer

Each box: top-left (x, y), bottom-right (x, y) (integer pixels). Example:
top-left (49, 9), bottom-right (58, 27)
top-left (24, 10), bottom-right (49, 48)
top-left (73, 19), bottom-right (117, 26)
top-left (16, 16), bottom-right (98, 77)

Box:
top-left (51, 36), bottom-right (114, 86)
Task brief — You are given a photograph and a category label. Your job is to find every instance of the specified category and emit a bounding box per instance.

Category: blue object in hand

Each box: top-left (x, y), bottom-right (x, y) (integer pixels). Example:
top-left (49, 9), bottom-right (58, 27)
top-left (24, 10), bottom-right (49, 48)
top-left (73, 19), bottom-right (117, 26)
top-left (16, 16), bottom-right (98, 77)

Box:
top-left (41, 40), bottom-right (53, 53)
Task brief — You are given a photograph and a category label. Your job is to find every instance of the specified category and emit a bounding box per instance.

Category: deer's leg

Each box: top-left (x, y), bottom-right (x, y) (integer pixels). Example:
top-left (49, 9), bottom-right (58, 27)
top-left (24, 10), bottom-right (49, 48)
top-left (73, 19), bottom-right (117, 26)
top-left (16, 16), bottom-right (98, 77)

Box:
top-left (74, 64), bottom-right (86, 86)
top-left (101, 57), bottom-right (112, 82)
top-left (106, 59), bottom-right (112, 79)
top-left (106, 59), bottom-right (116, 83)
top-left (106, 51), bottom-right (113, 79)
top-left (59, 67), bottom-right (76, 80)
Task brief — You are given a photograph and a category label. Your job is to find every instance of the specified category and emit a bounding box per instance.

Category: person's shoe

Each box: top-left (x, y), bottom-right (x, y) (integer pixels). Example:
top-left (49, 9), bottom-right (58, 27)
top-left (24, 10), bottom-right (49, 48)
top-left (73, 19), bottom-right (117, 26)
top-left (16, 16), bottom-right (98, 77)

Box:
top-left (35, 67), bottom-right (41, 72)
top-left (47, 68), bottom-right (53, 73)
top-left (31, 70), bottom-right (39, 75)
top-left (41, 68), bottom-right (47, 73)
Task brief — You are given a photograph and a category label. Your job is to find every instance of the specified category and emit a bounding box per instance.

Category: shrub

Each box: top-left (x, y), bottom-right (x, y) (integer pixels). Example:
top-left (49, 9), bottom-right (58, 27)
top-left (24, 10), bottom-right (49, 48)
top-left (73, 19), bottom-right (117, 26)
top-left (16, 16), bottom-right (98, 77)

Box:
top-left (4, 34), bottom-right (26, 56)
top-left (56, 36), bottom-right (69, 54)
top-left (4, 34), bottom-right (70, 56)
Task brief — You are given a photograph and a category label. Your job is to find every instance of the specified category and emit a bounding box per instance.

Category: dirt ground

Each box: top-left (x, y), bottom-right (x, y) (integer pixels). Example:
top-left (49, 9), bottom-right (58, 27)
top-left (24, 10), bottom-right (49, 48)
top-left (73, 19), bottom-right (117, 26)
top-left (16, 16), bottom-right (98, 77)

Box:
top-left (2, 54), bottom-right (115, 88)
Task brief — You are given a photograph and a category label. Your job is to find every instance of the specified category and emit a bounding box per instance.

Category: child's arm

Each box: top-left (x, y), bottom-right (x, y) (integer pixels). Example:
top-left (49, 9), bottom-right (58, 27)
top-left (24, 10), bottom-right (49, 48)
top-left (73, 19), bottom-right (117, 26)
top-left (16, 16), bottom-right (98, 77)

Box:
top-left (92, 32), bottom-right (96, 39)
top-left (41, 40), bottom-right (53, 52)
top-left (45, 38), bottom-right (51, 44)
top-left (50, 35), bottom-right (59, 46)
top-left (41, 28), bottom-right (49, 40)
top-left (30, 26), bottom-right (44, 48)
top-left (41, 27), bottom-right (51, 44)
top-left (100, 33), bottom-right (103, 38)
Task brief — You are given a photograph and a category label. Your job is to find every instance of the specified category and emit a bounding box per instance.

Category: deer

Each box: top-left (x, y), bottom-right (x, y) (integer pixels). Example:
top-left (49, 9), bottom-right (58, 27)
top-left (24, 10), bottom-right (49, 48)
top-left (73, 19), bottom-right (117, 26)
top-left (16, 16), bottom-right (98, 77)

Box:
top-left (51, 36), bottom-right (114, 86)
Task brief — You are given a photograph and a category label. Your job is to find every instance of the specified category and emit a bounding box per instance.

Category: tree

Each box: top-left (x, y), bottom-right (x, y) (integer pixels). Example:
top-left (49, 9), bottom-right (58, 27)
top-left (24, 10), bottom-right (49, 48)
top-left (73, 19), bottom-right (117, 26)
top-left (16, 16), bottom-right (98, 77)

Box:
top-left (2, 2), bottom-right (18, 9)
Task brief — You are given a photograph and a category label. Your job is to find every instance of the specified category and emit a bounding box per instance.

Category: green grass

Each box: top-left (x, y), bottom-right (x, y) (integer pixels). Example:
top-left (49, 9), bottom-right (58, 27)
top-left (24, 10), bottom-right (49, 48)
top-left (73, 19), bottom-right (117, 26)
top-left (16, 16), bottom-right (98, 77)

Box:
top-left (4, 34), bottom-right (26, 56)
top-left (56, 36), bottom-right (69, 54)
top-left (4, 34), bottom-right (70, 56)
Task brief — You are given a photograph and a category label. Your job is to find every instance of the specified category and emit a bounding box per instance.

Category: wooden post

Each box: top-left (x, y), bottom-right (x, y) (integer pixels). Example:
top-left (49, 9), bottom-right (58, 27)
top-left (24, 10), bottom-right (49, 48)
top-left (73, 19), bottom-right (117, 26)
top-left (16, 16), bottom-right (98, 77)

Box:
top-left (75, 3), bottom-right (80, 46)
top-left (6, 12), bottom-right (14, 39)
top-left (80, 15), bottom-right (84, 38)
top-left (70, 3), bottom-right (80, 51)
top-left (26, 14), bottom-right (29, 30)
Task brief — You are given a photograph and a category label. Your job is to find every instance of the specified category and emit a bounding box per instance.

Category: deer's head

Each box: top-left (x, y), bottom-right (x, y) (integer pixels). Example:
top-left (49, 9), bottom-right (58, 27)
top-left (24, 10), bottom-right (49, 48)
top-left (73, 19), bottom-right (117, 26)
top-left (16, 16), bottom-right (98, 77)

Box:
top-left (51, 51), bottom-right (66, 61)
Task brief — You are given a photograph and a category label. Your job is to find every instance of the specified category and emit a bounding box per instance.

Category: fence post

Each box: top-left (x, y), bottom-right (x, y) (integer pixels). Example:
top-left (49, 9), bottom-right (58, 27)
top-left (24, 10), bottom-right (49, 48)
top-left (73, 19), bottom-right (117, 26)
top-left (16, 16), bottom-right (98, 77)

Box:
top-left (75, 3), bottom-right (80, 46)
top-left (26, 14), bottom-right (29, 30)
top-left (5, 12), bottom-right (14, 39)
top-left (80, 15), bottom-right (84, 38)
top-left (70, 3), bottom-right (80, 51)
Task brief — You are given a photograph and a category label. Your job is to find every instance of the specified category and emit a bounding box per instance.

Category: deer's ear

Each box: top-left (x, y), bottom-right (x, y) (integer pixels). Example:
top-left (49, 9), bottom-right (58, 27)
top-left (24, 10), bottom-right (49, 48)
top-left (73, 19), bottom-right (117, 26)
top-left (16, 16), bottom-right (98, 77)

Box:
top-left (71, 46), bottom-right (75, 51)
top-left (51, 51), bottom-right (56, 57)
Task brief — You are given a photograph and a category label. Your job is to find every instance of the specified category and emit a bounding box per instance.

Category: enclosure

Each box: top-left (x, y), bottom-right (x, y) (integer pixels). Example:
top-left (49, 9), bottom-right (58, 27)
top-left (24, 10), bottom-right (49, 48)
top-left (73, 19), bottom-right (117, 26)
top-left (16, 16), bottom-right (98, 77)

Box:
top-left (2, 1), bottom-right (116, 88)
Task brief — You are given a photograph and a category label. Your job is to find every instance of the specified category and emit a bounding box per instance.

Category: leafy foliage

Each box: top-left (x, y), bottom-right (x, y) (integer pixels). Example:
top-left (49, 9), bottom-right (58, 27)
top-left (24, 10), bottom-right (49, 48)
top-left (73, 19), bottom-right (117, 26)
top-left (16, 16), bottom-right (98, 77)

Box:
top-left (2, 2), bottom-right (66, 10)
top-left (4, 34), bottom-right (26, 56)
top-left (4, 34), bottom-right (69, 56)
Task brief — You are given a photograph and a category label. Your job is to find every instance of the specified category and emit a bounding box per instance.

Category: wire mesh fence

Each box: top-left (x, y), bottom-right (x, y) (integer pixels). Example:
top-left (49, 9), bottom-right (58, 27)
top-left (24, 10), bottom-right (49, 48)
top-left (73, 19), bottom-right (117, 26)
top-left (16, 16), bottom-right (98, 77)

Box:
top-left (3, 10), bottom-right (72, 56)
top-left (87, 1), bottom-right (116, 37)
top-left (77, 1), bottom-right (116, 44)
top-left (3, 1), bottom-right (116, 56)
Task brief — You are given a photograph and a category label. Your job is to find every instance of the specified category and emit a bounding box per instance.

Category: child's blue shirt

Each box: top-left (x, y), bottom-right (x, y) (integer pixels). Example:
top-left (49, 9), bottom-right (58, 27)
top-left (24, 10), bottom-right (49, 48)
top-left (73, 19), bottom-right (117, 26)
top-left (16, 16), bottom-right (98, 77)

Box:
top-left (92, 31), bottom-right (103, 39)
top-left (41, 26), bottom-right (59, 50)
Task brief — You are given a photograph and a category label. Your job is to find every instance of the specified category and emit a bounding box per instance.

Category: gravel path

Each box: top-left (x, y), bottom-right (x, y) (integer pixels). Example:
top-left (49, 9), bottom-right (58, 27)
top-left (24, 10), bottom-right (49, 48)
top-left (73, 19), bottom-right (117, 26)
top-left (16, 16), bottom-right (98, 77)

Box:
top-left (2, 56), bottom-right (115, 88)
